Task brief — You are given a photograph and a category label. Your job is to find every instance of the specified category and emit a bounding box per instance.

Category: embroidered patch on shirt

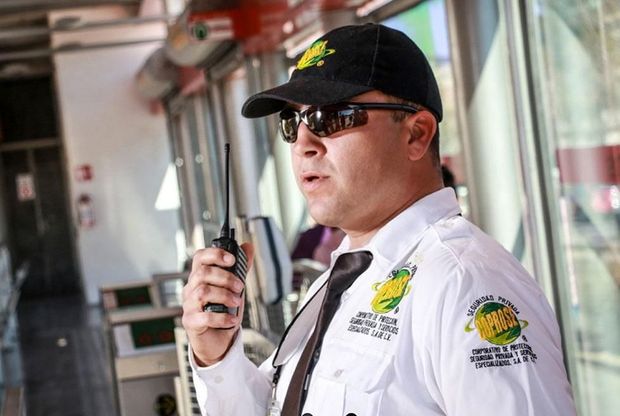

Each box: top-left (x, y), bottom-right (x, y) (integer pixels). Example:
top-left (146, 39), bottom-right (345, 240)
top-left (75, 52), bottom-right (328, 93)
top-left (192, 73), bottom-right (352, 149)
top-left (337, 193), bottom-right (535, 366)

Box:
top-left (370, 264), bottom-right (416, 314)
top-left (344, 264), bottom-right (416, 341)
top-left (464, 295), bottom-right (537, 369)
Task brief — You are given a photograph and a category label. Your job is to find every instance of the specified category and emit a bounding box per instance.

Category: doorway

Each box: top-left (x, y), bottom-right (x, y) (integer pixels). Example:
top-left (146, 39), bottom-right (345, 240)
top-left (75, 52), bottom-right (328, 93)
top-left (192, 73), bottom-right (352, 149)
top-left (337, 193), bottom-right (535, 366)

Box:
top-left (1, 144), bottom-right (79, 298)
top-left (0, 76), bottom-right (79, 298)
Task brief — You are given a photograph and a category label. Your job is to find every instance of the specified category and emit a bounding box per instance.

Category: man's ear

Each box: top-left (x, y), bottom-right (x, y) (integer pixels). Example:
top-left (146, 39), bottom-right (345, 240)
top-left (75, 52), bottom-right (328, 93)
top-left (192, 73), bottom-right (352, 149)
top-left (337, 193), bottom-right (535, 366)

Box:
top-left (404, 111), bottom-right (437, 161)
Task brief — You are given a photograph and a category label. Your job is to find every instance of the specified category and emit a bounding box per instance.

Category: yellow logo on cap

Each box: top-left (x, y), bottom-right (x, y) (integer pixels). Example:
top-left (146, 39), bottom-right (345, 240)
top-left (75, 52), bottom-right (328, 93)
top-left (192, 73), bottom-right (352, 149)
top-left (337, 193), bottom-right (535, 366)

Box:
top-left (296, 40), bottom-right (335, 70)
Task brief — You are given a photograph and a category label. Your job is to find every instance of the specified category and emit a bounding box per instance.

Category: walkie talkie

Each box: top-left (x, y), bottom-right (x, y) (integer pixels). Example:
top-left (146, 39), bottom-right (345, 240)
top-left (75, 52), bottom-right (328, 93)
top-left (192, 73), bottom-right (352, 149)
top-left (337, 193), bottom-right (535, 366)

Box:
top-left (203, 143), bottom-right (249, 315)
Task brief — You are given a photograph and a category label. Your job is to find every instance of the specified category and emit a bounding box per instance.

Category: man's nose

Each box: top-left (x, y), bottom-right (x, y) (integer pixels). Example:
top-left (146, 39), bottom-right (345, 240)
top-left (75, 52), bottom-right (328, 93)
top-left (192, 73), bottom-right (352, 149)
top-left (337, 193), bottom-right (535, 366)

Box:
top-left (292, 122), bottom-right (325, 158)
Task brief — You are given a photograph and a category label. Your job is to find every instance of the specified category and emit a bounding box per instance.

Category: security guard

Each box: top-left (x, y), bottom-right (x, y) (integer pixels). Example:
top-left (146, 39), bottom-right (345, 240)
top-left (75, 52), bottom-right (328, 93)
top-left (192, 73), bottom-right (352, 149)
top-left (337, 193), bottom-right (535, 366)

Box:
top-left (182, 24), bottom-right (577, 416)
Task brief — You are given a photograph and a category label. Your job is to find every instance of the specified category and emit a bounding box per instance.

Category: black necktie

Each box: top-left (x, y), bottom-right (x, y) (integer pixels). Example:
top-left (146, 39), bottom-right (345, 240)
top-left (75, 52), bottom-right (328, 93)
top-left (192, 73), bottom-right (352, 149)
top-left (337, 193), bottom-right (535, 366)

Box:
top-left (281, 251), bottom-right (373, 416)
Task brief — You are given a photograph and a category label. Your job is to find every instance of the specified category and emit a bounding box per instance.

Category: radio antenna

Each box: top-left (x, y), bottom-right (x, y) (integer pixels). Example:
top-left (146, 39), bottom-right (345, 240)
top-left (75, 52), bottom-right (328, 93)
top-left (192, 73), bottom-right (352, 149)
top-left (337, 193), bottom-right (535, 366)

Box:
top-left (221, 143), bottom-right (232, 239)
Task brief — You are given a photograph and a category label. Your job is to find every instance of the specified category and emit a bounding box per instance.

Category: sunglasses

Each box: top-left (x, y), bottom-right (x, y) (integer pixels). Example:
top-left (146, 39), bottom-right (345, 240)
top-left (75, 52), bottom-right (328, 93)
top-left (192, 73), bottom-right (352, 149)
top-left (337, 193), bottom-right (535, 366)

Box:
top-left (278, 102), bottom-right (421, 143)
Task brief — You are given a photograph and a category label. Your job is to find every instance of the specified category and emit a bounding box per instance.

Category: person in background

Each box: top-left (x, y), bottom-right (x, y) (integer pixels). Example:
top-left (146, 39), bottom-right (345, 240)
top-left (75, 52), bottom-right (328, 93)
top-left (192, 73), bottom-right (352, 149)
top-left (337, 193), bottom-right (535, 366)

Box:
top-left (290, 224), bottom-right (346, 296)
top-left (182, 23), bottom-right (576, 416)
top-left (441, 164), bottom-right (456, 191)
top-left (312, 226), bottom-right (345, 266)
top-left (291, 224), bottom-right (345, 268)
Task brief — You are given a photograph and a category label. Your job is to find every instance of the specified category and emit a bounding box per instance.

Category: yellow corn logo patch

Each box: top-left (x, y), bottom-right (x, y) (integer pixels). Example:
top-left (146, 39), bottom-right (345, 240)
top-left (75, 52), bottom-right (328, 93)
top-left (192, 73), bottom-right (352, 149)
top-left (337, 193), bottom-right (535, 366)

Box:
top-left (296, 40), bottom-right (335, 70)
top-left (464, 301), bottom-right (529, 345)
top-left (371, 267), bottom-right (414, 314)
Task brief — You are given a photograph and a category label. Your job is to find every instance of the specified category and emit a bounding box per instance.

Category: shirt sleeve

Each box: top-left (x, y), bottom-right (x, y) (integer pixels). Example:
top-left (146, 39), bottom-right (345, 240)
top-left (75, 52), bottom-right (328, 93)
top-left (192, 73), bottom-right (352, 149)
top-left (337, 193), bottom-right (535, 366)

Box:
top-left (426, 252), bottom-right (577, 416)
top-left (189, 328), bottom-right (273, 416)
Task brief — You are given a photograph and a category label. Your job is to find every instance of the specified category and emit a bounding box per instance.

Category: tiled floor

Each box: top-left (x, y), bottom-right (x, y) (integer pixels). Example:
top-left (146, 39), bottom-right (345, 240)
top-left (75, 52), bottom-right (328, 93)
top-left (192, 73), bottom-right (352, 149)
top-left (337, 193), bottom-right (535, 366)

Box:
top-left (16, 295), bottom-right (116, 416)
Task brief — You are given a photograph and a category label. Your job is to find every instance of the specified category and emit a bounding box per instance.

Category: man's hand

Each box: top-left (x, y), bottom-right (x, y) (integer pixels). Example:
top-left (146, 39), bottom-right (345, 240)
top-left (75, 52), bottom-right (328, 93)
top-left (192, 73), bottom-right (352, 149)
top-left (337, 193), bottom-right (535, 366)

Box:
top-left (182, 242), bottom-right (254, 367)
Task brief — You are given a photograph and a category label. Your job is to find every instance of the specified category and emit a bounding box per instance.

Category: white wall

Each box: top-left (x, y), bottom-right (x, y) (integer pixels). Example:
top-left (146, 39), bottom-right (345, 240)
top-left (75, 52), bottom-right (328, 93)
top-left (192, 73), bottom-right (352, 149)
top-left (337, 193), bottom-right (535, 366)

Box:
top-left (51, 6), bottom-right (182, 303)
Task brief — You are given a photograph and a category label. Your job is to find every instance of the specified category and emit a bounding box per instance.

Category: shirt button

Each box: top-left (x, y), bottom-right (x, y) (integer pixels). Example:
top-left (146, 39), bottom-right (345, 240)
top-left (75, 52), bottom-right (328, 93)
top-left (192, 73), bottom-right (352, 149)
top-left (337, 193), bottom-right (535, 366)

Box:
top-left (214, 375), bottom-right (223, 384)
top-left (333, 369), bottom-right (343, 377)
top-left (345, 413), bottom-right (357, 416)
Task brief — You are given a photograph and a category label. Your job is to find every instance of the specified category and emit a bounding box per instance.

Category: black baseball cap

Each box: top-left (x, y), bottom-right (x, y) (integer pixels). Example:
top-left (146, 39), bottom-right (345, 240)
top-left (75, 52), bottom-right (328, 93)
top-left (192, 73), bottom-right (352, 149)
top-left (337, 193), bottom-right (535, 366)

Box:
top-left (241, 23), bottom-right (443, 122)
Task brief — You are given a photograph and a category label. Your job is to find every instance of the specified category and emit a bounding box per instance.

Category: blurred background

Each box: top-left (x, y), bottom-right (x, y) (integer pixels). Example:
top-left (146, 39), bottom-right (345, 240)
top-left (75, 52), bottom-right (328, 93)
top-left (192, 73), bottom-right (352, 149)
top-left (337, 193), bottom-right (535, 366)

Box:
top-left (0, 0), bottom-right (618, 415)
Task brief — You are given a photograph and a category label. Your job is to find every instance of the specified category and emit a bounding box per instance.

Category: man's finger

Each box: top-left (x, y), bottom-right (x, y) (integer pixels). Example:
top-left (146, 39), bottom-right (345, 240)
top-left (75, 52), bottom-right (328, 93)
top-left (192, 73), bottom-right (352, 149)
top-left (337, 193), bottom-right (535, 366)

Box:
top-left (195, 285), bottom-right (243, 309)
top-left (185, 266), bottom-right (244, 294)
top-left (191, 247), bottom-right (236, 272)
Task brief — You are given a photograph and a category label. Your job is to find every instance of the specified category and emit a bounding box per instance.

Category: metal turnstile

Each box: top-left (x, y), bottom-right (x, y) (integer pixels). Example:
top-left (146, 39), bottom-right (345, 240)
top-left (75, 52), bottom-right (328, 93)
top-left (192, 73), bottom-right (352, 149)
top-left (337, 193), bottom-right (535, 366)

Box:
top-left (174, 327), bottom-right (201, 416)
top-left (106, 307), bottom-right (182, 416)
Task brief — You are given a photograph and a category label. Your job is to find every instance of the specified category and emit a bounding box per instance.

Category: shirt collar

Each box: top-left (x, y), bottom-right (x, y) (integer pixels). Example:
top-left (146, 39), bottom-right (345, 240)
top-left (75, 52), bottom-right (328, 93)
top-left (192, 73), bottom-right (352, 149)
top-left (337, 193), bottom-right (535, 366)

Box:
top-left (330, 188), bottom-right (461, 265)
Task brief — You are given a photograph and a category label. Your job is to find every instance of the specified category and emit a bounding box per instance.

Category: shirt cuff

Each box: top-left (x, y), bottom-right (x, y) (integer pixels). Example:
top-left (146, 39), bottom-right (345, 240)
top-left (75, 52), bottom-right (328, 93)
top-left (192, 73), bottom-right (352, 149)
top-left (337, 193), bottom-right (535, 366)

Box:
top-left (188, 330), bottom-right (246, 413)
top-left (188, 328), bottom-right (243, 371)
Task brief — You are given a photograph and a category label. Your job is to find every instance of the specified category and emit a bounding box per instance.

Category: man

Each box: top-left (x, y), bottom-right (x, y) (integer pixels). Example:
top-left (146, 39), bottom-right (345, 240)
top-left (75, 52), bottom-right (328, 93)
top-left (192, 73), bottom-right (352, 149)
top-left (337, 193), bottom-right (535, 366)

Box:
top-left (182, 23), bottom-right (576, 415)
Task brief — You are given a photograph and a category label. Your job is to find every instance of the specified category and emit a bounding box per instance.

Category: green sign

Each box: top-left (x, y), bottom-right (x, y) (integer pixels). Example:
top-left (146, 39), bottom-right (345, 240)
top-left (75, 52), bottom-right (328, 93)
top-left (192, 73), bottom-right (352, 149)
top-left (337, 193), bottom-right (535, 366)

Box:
top-left (115, 286), bottom-right (152, 307)
top-left (130, 317), bottom-right (176, 349)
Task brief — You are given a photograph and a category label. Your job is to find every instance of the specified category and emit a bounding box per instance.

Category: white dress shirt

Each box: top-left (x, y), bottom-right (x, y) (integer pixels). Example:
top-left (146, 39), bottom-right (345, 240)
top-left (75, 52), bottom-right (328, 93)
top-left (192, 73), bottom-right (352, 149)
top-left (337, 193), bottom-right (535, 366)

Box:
top-left (190, 188), bottom-right (577, 415)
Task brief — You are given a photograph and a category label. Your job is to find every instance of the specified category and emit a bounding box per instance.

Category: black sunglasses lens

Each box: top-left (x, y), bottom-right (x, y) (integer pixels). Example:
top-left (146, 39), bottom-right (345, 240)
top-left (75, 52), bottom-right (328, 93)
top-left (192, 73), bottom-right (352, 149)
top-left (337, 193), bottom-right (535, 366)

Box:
top-left (279, 109), bottom-right (300, 143)
top-left (278, 105), bottom-right (370, 142)
top-left (306, 109), bottom-right (329, 137)
top-left (310, 107), bottom-right (363, 137)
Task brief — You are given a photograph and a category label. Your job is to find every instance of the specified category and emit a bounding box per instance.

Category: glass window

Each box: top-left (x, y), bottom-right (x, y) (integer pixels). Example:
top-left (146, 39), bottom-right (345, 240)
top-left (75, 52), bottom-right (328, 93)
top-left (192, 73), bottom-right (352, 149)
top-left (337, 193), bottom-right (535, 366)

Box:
top-left (382, 0), bottom-right (469, 215)
top-left (168, 97), bottom-right (211, 251)
top-left (195, 92), bottom-right (226, 243)
top-left (186, 98), bottom-right (210, 221)
top-left (169, 111), bottom-right (193, 251)
top-left (527, 0), bottom-right (620, 414)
